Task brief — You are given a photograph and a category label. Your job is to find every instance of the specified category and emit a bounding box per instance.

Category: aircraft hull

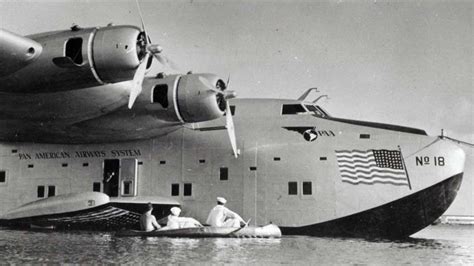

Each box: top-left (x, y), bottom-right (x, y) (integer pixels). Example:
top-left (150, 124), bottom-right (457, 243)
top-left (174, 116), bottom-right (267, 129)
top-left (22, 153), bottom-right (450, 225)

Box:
top-left (281, 172), bottom-right (463, 239)
top-left (0, 99), bottom-right (467, 238)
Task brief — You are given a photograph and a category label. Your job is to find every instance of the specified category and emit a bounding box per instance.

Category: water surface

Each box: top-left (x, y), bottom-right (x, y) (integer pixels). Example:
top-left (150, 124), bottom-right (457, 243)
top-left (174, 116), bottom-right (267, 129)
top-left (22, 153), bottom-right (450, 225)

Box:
top-left (1, 224), bottom-right (473, 264)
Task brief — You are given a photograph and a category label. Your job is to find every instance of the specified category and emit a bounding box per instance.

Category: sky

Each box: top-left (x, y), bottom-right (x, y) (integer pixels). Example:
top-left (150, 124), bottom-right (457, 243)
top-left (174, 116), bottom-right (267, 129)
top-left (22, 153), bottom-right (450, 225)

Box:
top-left (0, 0), bottom-right (472, 213)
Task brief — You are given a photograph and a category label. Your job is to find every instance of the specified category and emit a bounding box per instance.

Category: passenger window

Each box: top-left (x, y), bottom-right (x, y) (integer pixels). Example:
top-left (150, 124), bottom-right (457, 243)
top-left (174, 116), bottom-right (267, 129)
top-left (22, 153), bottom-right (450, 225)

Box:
top-left (152, 84), bottom-right (169, 108)
top-left (303, 182), bottom-right (312, 195)
top-left (171, 183), bottom-right (179, 196)
top-left (48, 186), bottom-right (56, 197)
top-left (123, 181), bottom-right (132, 195)
top-left (93, 182), bottom-right (101, 192)
top-left (65, 38), bottom-right (83, 65)
top-left (288, 182), bottom-right (298, 195)
top-left (282, 104), bottom-right (306, 115)
top-left (220, 167), bottom-right (228, 181)
top-left (184, 183), bottom-right (192, 196)
top-left (0, 171), bottom-right (5, 183)
top-left (37, 186), bottom-right (45, 198)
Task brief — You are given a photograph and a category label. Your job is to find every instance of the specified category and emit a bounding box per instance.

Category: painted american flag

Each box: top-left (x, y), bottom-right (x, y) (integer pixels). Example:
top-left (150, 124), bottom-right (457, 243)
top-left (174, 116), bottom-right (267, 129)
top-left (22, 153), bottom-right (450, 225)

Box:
top-left (335, 149), bottom-right (409, 186)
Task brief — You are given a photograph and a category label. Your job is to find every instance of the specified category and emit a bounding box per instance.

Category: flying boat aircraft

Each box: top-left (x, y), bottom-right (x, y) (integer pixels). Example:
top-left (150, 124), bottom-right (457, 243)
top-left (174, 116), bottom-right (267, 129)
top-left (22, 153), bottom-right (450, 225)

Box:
top-left (0, 18), bottom-right (467, 238)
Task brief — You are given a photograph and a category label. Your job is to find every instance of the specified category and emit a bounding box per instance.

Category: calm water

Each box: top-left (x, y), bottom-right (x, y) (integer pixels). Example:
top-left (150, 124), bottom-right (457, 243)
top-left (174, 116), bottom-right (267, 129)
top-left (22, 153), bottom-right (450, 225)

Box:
top-left (1, 225), bottom-right (473, 264)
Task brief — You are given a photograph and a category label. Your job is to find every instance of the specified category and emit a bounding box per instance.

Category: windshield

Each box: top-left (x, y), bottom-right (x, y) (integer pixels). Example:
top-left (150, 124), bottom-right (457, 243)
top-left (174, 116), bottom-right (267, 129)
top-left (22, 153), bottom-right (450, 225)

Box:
top-left (305, 104), bottom-right (328, 118)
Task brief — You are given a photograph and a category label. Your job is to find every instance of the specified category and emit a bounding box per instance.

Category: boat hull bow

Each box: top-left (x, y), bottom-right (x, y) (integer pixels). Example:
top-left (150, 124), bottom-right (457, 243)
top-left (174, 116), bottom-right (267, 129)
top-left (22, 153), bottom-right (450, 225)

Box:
top-left (281, 172), bottom-right (463, 239)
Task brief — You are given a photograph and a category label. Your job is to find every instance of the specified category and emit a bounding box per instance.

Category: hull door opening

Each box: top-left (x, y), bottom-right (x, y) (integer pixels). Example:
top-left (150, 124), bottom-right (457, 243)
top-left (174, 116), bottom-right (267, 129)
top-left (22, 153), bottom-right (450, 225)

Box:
top-left (103, 159), bottom-right (120, 197)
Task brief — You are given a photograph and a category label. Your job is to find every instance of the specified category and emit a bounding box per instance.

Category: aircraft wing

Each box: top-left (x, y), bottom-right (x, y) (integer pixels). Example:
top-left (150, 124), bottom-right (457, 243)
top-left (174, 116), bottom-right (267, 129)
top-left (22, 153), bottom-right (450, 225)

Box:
top-left (0, 25), bottom-right (231, 144)
top-left (0, 29), bottom-right (43, 77)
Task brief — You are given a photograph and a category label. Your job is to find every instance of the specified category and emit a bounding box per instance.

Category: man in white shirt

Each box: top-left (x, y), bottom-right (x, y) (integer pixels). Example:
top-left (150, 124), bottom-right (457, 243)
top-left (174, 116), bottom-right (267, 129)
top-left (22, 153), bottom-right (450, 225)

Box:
top-left (162, 207), bottom-right (202, 230)
top-left (206, 197), bottom-right (245, 228)
top-left (140, 203), bottom-right (161, 232)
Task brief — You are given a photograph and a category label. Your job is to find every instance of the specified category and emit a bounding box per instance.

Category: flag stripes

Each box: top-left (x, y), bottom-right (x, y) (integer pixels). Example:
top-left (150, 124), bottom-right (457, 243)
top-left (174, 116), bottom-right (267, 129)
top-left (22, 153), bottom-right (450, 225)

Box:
top-left (335, 149), bottom-right (409, 186)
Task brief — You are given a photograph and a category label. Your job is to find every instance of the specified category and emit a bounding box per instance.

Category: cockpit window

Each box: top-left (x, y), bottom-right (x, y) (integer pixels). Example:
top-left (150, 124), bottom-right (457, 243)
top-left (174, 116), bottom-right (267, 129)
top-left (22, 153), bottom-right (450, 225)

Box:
top-left (305, 104), bottom-right (327, 118)
top-left (315, 106), bottom-right (329, 117)
top-left (282, 104), bottom-right (307, 115)
top-left (305, 105), bottom-right (318, 113)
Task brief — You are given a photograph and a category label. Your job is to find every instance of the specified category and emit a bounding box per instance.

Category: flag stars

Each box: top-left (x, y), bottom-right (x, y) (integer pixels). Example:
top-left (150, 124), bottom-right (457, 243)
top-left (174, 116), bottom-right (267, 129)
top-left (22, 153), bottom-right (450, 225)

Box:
top-left (373, 150), bottom-right (403, 169)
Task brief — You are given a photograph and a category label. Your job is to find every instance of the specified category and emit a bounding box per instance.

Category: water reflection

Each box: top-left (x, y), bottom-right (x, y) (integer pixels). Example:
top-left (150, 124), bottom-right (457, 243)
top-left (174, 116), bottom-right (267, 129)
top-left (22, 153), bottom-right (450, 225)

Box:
top-left (0, 225), bottom-right (473, 264)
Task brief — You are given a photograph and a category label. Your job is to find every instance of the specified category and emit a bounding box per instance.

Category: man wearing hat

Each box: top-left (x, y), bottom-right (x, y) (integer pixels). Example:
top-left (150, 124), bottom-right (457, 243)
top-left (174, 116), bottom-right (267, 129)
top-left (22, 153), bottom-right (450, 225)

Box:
top-left (206, 197), bottom-right (245, 227)
top-left (162, 207), bottom-right (202, 230)
top-left (140, 203), bottom-right (161, 232)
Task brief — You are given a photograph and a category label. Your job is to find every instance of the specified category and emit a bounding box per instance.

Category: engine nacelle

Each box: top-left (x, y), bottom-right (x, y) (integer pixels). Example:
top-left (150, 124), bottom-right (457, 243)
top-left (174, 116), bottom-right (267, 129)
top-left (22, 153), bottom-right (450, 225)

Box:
top-left (0, 25), bottom-right (145, 93)
top-left (92, 25), bottom-right (144, 83)
top-left (148, 73), bottom-right (226, 123)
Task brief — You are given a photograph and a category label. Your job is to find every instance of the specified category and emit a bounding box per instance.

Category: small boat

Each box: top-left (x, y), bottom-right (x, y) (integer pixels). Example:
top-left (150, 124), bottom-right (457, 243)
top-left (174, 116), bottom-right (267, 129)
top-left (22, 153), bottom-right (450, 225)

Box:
top-left (115, 224), bottom-right (282, 238)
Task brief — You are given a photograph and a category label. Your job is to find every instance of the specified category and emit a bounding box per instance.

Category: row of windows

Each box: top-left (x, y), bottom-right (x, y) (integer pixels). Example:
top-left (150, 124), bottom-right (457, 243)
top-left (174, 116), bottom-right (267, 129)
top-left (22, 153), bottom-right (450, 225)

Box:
top-left (36, 181), bottom-right (310, 199)
top-left (15, 154), bottom-right (336, 170)
top-left (170, 181), bottom-right (313, 197)
top-left (22, 161), bottom-right (143, 168)
top-left (288, 181), bottom-right (312, 195)
top-left (1, 156), bottom-right (329, 186)
top-left (171, 183), bottom-right (192, 196)
top-left (282, 104), bottom-right (328, 117)
top-left (37, 185), bottom-right (56, 198)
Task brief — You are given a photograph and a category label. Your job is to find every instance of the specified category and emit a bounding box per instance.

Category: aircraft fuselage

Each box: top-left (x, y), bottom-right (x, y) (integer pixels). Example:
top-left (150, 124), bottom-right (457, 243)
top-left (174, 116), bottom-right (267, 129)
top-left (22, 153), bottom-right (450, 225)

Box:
top-left (0, 98), bottom-right (465, 238)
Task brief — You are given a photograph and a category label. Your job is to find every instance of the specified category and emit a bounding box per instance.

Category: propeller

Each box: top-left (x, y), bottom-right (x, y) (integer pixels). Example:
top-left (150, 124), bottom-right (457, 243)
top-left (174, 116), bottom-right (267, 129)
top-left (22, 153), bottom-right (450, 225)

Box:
top-left (128, 0), bottom-right (179, 109)
top-left (226, 102), bottom-right (238, 158)
top-left (198, 76), bottom-right (236, 100)
top-left (128, 53), bottom-right (150, 109)
top-left (198, 76), bottom-right (239, 158)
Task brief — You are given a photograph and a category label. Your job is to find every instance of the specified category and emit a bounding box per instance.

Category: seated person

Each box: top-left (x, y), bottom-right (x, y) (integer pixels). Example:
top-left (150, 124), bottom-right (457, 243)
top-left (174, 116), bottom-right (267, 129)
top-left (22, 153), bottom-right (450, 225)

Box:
top-left (161, 207), bottom-right (202, 230)
top-left (206, 197), bottom-right (245, 228)
top-left (140, 203), bottom-right (161, 232)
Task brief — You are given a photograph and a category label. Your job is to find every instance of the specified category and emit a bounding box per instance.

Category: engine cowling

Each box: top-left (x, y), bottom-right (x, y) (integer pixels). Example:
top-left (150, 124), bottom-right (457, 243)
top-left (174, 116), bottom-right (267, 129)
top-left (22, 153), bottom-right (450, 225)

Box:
top-left (92, 25), bottom-right (145, 83)
top-left (147, 73), bottom-right (227, 123)
top-left (0, 25), bottom-right (145, 93)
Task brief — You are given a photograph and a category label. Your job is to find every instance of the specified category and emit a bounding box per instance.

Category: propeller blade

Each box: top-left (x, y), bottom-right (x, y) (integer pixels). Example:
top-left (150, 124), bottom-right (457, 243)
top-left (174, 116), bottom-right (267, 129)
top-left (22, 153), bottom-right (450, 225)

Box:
top-left (226, 101), bottom-right (238, 158)
top-left (128, 53), bottom-right (150, 109)
top-left (135, 0), bottom-right (148, 42)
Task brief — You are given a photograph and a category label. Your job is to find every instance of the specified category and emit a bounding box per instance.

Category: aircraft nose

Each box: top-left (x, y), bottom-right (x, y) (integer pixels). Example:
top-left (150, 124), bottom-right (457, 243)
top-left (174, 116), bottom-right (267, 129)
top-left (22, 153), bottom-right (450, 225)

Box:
top-left (437, 138), bottom-right (466, 176)
top-left (407, 137), bottom-right (466, 190)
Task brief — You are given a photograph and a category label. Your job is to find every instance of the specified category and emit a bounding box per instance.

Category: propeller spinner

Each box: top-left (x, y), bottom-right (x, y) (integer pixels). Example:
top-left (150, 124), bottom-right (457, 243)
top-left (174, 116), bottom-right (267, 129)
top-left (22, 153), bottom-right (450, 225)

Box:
top-left (198, 76), bottom-right (239, 158)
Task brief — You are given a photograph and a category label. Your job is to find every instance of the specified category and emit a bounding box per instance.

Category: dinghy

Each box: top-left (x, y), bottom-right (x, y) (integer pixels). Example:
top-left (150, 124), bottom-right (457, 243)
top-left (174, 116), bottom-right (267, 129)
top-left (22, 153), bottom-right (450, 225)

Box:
top-left (115, 224), bottom-right (281, 238)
